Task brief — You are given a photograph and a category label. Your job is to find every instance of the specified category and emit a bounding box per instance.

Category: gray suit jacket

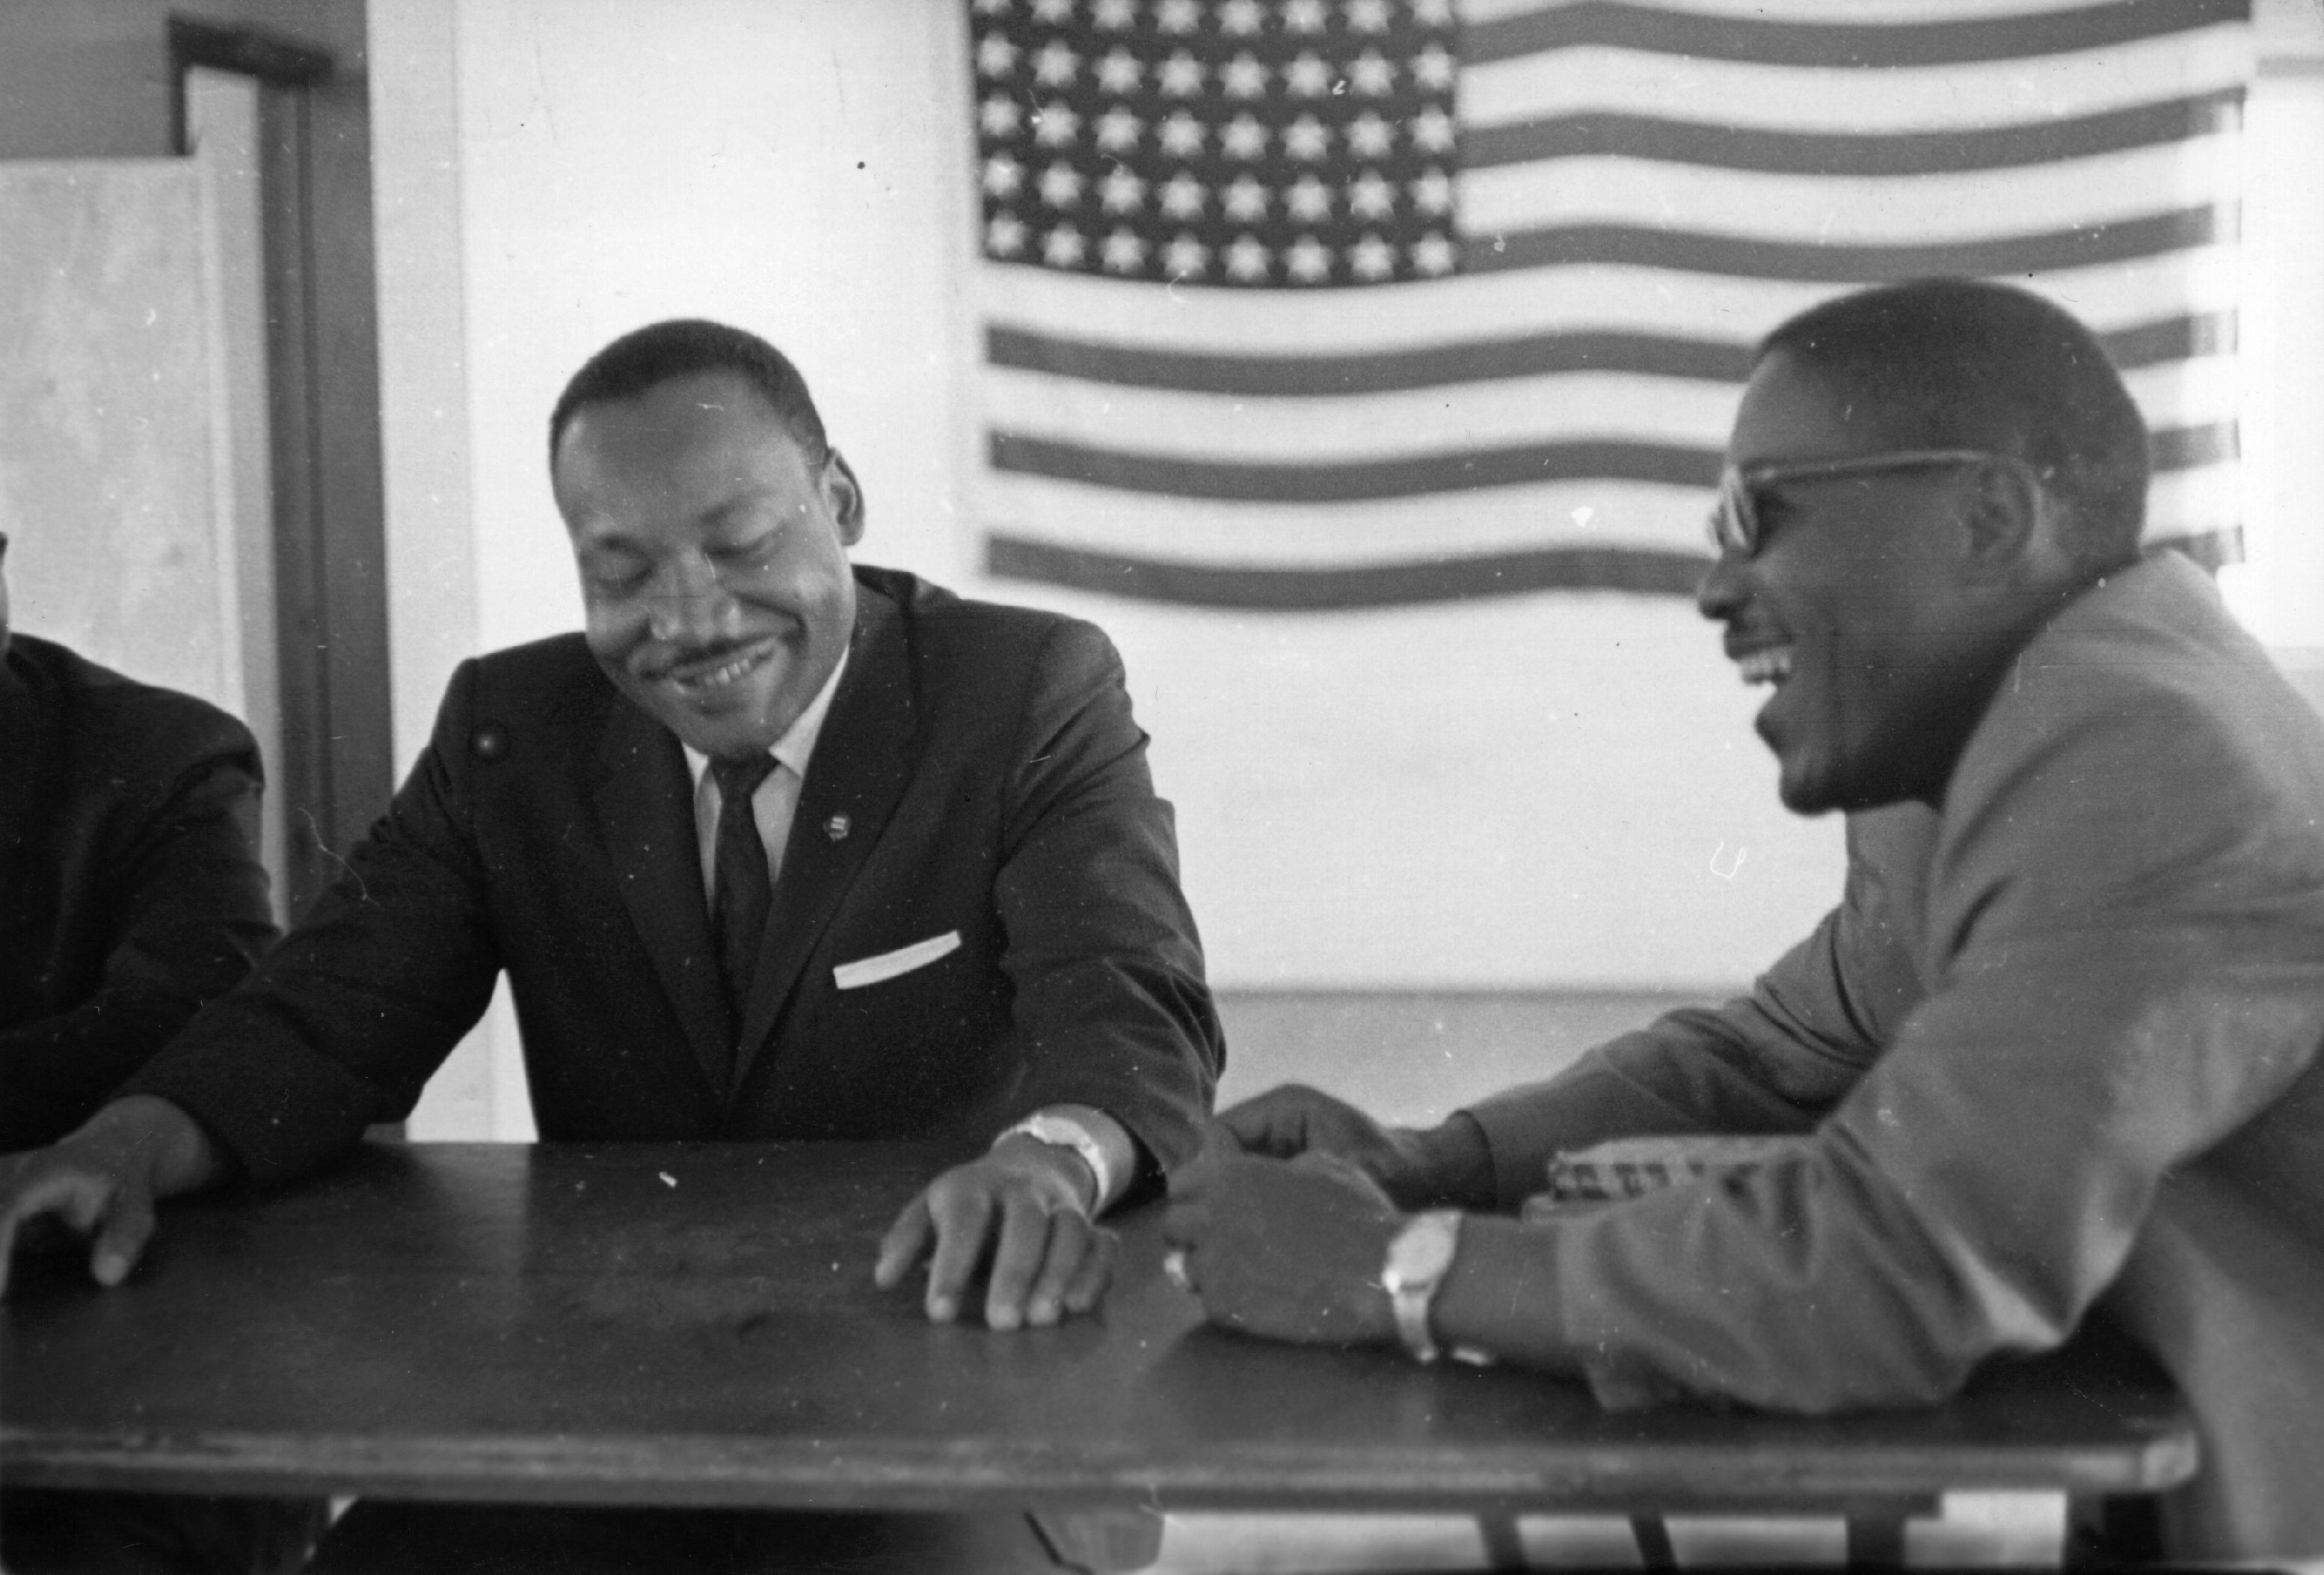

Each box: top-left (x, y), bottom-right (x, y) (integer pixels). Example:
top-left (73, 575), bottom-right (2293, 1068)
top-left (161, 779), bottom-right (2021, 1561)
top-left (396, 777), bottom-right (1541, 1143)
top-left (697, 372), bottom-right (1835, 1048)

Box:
top-left (1461, 553), bottom-right (2324, 1559)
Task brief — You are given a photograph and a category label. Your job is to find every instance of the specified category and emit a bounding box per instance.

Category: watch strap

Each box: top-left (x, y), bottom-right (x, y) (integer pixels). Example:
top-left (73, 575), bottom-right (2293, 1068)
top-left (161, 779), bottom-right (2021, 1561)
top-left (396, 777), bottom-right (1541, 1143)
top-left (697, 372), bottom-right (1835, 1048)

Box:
top-left (1384, 1209), bottom-right (1463, 1363)
top-left (995, 1113), bottom-right (1111, 1212)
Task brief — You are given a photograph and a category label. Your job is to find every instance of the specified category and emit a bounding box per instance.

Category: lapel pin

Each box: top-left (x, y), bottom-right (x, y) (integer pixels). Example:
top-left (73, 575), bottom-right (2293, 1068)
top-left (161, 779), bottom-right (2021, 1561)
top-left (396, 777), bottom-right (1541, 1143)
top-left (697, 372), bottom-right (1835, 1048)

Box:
top-left (823, 814), bottom-right (851, 842)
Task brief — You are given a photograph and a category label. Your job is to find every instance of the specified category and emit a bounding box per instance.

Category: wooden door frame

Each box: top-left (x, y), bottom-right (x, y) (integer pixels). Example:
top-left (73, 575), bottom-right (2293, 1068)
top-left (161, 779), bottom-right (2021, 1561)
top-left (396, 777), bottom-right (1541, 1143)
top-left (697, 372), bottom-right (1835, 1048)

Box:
top-left (169, 14), bottom-right (394, 921)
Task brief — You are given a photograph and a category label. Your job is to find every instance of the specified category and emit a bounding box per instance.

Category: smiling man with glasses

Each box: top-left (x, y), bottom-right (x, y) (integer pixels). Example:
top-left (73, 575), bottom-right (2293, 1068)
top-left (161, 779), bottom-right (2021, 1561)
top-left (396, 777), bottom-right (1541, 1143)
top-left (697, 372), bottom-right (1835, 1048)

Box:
top-left (1163, 279), bottom-right (2324, 1563)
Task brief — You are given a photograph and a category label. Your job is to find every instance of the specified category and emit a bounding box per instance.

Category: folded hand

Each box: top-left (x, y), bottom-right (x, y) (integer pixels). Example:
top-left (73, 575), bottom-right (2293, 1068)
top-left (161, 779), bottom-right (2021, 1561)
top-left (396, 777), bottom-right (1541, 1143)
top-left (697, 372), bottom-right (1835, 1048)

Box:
top-left (1216, 1083), bottom-right (1458, 1209)
top-left (1161, 1129), bottom-right (1402, 1347)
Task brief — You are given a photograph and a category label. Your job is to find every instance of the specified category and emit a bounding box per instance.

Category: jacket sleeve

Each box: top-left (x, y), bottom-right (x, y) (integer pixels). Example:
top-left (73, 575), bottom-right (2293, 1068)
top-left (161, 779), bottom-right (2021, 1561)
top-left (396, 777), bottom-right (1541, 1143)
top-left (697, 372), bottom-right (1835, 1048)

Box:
top-left (1431, 683), bottom-right (2324, 1412)
top-left (985, 618), bottom-right (1223, 1179)
top-left (0, 735), bottom-right (277, 1152)
top-left (1462, 805), bottom-right (1933, 1210)
top-left (123, 664), bottom-right (505, 1183)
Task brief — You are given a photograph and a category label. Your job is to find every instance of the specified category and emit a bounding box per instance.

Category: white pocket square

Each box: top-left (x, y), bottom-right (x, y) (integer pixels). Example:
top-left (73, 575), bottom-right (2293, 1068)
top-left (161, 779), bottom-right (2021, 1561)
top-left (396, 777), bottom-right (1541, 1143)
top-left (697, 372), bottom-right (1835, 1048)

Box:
top-left (833, 931), bottom-right (962, 991)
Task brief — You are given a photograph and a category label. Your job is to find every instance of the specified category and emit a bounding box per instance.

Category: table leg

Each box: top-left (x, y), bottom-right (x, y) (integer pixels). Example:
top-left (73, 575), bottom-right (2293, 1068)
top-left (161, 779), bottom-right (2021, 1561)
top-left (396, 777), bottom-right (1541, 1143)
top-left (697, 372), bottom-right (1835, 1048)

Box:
top-left (1475, 1511), bottom-right (1528, 1569)
top-left (1029, 1508), bottom-right (1164, 1574)
top-left (2066, 1493), bottom-right (2162, 1567)
top-left (1844, 1510), bottom-right (1909, 1570)
top-left (1629, 1514), bottom-right (1679, 1570)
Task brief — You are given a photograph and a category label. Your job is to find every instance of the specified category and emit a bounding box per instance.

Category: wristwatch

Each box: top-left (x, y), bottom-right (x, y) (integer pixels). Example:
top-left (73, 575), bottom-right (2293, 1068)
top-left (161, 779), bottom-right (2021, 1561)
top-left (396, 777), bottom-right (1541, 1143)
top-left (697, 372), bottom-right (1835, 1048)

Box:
top-left (995, 1112), bottom-right (1110, 1212)
top-left (1380, 1209), bottom-right (1464, 1363)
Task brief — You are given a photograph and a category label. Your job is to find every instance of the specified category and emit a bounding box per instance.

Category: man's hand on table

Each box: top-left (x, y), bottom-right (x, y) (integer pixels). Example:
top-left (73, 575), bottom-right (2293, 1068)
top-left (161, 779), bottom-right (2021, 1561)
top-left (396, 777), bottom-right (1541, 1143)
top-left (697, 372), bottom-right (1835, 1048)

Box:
top-left (0, 1096), bottom-right (230, 1298)
top-left (1161, 1129), bottom-right (1401, 1346)
top-left (1219, 1084), bottom-right (1496, 1211)
top-left (874, 1136), bottom-right (1116, 1330)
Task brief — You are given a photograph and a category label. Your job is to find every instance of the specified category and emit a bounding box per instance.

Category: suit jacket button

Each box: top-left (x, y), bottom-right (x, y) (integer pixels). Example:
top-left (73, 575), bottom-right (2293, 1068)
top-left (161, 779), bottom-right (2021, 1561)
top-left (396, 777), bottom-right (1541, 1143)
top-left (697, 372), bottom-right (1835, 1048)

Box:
top-left (472, 725), bottom-right (508, 760)
top-left (823, 814), bottom-right (850, 841)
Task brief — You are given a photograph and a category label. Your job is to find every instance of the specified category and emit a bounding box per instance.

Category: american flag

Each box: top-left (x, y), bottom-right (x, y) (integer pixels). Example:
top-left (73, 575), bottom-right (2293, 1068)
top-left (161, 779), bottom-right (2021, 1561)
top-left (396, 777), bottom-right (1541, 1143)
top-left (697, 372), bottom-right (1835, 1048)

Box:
top-left (965, 0), bottom-right (2250, 609)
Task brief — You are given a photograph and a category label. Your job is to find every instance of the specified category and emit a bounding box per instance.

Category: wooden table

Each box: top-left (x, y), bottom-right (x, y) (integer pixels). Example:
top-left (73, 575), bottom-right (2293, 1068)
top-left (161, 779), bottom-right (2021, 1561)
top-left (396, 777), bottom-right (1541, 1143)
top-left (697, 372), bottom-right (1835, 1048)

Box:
top-left (1, 1142), bottom-right (2197, 1569)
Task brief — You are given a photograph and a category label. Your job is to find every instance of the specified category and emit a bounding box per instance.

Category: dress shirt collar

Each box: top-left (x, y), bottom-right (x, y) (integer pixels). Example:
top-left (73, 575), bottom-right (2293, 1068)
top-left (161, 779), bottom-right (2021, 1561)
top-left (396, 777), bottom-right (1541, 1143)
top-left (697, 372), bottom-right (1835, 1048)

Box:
top-left (682, 648), bottom-right (850, 793)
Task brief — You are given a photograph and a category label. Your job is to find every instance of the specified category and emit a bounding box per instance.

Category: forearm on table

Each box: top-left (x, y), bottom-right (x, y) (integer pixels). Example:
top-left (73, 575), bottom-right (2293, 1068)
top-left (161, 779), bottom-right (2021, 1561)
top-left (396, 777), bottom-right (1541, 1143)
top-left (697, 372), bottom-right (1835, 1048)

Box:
top-left (993, 629), bottom-right (1225, 1180)
top-left (1424, 1140), bottom-right (2011, 1412)
top-left (0, 995), bottom-right (203, 1152)
top-left (1460, 1005), bottom-right (1851, 1212)
top-left (992, 908), bottom-right (1222, 1181)
top-left (61, 1095), bottom-right (236, 1196)
top-left (1383, 1112), bottom-right (1499, 1212)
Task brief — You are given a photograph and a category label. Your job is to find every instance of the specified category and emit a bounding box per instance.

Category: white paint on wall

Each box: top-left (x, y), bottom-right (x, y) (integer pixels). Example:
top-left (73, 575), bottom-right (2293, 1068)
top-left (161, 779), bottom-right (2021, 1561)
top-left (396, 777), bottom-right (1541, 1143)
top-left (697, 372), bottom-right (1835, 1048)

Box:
top-left (2220, 55), bottom-right (2324, 651)
top-left (0, 162), bottom-right (238, 710)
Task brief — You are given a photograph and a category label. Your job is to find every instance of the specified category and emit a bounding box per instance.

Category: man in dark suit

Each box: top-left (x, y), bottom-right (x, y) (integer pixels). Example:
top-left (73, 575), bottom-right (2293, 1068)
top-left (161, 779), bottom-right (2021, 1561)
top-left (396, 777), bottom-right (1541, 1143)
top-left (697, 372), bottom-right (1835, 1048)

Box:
top-left (1, 538), bottom-right (325, 1574)
top-left (0, 532), bottom-right (277, 1154)
top-left (0, 320), bottom-right (1220, 1339)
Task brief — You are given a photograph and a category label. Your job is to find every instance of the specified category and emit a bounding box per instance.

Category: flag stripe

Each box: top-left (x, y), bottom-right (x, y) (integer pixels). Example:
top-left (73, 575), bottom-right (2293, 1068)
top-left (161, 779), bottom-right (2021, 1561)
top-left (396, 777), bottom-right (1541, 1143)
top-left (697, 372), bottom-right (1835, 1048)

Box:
top-left (2151, 421), bottom-right (2236, 470)
top-left (984, 476), bottom-right (1713, 561)
top-left (988, 324), bottom-right (1747, 393)
top-left (983, 461), bottom-right (2235, 569)
top-left (987, 537), bottom-right (1714, 607)
top-left (1460, 28), bottom-right (2246, 134)
top-left (992, 433), bottom-right (1709, 500)
top-left (1463, 91), bottom-right (2240, 176)
top-left (984, 311), bottom-right (2228, 397)
top-left (1465, 0), bottom-right (2246, 70)
top-left (979, 250), bottom-right (2238, 354)
top-left (1472, 206), bottom-right (2216, 280)
top-left (1465, 140), bottom-right (2236, 242)
top-left (983, 357), bottom-right (2234, 464)
top-left (985, 527), bottom-right (2241, 610)
top-left (2104, 310), bottom-right (2236, 366)
top-left (991, 421), bottom-right (2232, 503)
top-left (988, 367), bottom-right (1741, 457)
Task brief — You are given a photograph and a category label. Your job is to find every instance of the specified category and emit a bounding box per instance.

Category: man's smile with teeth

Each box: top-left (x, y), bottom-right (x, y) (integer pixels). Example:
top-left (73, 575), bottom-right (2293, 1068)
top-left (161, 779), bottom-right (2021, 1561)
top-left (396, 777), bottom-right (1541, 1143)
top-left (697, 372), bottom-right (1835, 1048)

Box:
top-left (667, 643), bottom-right (772, 694)
top-left (1737, 646), bottom-right (1795, 686)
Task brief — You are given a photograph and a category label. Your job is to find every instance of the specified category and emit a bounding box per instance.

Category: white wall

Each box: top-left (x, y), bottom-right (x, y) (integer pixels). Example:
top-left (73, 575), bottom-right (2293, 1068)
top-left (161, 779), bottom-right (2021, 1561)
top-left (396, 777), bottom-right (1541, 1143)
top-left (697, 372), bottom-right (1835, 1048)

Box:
top-left (0, 162), bottom-right (248, 718)
top-left (2219, 2), bottom-right (2324, 656)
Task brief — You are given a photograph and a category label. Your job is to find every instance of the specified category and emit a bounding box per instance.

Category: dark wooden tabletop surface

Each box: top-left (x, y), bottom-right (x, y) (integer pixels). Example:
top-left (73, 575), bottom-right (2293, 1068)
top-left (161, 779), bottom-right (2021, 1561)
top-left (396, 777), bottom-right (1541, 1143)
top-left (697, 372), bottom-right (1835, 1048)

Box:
top-left (0, 1141), bottom-right (2197, 1514)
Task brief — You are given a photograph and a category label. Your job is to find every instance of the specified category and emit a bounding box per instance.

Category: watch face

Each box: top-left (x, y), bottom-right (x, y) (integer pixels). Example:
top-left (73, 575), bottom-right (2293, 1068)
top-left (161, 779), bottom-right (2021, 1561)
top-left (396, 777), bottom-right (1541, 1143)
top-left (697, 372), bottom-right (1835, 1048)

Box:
top-left (1385, 1212), bottom-right (1457, 1288)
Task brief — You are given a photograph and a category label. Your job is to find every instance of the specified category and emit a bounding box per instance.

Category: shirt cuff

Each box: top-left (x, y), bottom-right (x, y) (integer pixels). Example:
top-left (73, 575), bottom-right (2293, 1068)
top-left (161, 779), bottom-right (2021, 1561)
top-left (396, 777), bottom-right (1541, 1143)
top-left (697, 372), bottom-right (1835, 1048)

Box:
top-left (995, 1104), bottom-right (1135, 1213)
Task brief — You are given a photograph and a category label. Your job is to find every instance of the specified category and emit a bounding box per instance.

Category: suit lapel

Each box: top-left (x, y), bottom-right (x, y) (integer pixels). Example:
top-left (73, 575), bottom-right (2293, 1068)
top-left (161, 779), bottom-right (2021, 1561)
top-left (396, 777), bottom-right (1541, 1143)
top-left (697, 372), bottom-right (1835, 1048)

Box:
top-left (591, 696), bottom-right (734, 1097)
top-left (731, 587), bottom-right (918, 1094)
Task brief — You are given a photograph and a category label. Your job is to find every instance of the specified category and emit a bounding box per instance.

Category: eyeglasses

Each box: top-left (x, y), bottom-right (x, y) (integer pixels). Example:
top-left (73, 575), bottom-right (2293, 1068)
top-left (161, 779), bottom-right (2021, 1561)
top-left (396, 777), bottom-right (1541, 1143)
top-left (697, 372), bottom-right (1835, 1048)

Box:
top-left (1706, 449), bottom-right (2041, 557)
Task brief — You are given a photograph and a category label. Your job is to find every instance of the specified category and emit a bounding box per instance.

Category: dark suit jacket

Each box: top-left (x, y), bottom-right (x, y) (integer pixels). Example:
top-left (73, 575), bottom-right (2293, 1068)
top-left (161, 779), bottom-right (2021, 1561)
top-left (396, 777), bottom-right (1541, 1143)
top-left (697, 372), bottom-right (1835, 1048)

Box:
top-left (1, 634), bottom-right (277, 1152)
top-left (130, 568), bottom-right (1221, 1184)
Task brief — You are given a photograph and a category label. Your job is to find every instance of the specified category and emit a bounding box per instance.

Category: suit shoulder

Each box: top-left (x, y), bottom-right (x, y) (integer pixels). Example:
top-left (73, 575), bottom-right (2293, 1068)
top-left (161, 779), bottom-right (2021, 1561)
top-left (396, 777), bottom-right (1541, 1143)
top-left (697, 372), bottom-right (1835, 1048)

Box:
top-left (467, 630), bottom-right (600, 684)
top-left (14, 634), bottom-right (259, 773)
top-left (1938, 559), bottom-right (2324, 930)
top-left (1980, 558), bottom-right (2324, 808)
top-left (463, 633), bottom-right (610, 712)
top-left (859, 564), bottom-right (1116, 670)
top-left (406, 634), bottom-right (613, 764)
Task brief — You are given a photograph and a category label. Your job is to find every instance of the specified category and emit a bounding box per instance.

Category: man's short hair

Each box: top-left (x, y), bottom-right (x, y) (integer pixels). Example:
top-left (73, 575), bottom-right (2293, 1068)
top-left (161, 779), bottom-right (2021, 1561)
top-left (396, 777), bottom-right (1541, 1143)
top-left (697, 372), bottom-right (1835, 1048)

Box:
top-left (1756, 279), bottom-right (2150, 573)
top-left (549, 319), bottom-right (831, 466)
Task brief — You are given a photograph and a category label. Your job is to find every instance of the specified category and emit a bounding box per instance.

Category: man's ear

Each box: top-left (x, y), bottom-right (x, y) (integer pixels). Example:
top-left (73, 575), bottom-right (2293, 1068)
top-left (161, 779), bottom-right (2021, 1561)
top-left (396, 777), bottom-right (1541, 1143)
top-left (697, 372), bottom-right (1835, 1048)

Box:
top-left (1956, 458), bottom-right (2044, 586)
top-left (823, 449), bottom-right (866, 547)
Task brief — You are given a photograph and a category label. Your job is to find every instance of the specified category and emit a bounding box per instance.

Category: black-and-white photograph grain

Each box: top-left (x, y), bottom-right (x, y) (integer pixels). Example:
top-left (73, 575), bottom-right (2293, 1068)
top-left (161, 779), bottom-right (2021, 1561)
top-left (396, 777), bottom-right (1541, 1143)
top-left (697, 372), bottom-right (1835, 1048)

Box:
top-left (4, 2), bottom-right (2323, 1571)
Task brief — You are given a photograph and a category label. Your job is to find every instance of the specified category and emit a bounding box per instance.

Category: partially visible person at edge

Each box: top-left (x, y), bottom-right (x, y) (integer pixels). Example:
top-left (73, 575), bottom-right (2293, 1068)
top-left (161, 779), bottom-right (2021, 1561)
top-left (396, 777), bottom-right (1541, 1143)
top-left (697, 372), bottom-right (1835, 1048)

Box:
top-left (1, 530), bottom-right (322, 1573)
top-left (0, 320), bottom-right (1222, 1574)
top-left (1163, 279), bottom-right (2324, 1563)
